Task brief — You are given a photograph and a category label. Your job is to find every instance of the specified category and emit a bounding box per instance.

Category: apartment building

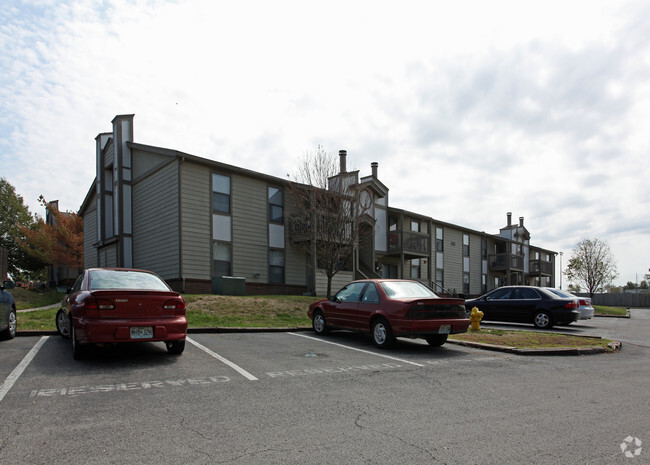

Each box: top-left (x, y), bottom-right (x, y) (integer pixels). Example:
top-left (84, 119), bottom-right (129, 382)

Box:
top-left (79, 115), bottom-right (556, 296)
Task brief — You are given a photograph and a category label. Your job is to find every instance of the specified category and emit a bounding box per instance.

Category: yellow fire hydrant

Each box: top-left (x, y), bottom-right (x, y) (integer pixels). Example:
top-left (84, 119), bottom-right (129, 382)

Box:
top-left (469, 306), bottom-right (484, 331)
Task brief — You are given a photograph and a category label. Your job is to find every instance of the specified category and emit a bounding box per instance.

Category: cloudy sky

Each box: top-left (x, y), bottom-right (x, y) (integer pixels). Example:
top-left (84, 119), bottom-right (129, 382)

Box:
top-left (1, 0), bottom-right (648, 286)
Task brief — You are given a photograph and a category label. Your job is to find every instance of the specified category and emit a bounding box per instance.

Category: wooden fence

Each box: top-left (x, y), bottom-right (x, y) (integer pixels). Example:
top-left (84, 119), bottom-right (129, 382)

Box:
top-left (580, 292), bottom-right (650, 308)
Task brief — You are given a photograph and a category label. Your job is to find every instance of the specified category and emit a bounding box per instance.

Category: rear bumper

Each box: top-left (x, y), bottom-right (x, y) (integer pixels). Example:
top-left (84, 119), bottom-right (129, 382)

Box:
top-left (580, 308), bottom-right (595, 319)
top-left (73, 316), bottom-right (188, 344)
top-left (391, 318), bottom-right (470, 336)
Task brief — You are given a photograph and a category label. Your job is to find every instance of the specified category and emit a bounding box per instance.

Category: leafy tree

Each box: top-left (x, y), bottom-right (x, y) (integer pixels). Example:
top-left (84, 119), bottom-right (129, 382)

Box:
top-left (0, 178), bottom-right (43, 277)
top-left (287, 146), bottom-right (374, 298)
top-left (565, 238), bottom-right (618, 298)
top-left (18, 196), bottom-right (84, 272)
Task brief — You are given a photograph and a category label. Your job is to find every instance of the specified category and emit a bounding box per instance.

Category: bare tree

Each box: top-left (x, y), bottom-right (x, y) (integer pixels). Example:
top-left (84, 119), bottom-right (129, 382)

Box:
top-left (287, 146), bottom-right (374, 298)
top-left (565, 238), bottom-right (618, 298)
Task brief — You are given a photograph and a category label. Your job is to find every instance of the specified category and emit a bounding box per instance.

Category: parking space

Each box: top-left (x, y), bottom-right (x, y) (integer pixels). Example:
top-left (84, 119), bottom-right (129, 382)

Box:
top-left (1, 331), bottom-right (507, 405)
top-left (1, 318), bottom-right (649, 464)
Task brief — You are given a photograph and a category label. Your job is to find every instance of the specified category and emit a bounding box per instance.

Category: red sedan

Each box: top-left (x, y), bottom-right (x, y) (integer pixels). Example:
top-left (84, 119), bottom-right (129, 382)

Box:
top-left (56, 268), bottom-right (187, 359)
top-left (308, 279), bottom-right (469, 348)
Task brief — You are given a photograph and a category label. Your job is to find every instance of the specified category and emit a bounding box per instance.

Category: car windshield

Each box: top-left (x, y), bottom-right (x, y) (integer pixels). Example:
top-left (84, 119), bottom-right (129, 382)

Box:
top-left (88, 270), bottom-right (170, 291)
top-left (380, 281), bottom-right (438, 299)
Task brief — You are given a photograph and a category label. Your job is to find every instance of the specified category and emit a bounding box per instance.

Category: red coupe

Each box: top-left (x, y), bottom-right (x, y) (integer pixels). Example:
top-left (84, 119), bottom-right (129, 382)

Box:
top-left (308, 279), bottom-right (469, 348)
top-left (56, 268), bottom-right (187, 359)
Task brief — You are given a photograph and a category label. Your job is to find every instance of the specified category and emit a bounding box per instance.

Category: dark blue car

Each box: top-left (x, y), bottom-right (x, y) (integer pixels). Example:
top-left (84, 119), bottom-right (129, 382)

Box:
top-left (464, 285), bottom-right (580, 329)
top-left (1, 280), bottom-right (17, 339)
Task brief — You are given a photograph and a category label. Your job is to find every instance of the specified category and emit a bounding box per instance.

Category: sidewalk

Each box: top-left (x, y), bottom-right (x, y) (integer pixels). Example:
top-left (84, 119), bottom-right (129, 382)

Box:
top-left (17, 303), bottom-right (59, 313)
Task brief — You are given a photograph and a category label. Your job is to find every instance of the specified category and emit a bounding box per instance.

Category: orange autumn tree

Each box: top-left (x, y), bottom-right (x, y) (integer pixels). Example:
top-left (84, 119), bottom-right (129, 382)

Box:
top-left (19, 196), bottom-right (83, 270)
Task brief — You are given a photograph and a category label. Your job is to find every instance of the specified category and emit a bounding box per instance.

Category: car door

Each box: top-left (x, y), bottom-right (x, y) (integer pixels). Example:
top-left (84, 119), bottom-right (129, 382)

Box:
top-left (353, 282), bottom-right (381, 330)
top-left (517, 287), bottom-right (542, 322)
top-left (327, 282), bottom-right (367, 328)
top-left (481, 288), bottom-right (514, 321)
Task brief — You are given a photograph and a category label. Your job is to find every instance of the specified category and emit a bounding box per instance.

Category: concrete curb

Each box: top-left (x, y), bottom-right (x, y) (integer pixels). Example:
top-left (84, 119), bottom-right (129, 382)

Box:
top-left (448, 337), bottom-right (622, 356)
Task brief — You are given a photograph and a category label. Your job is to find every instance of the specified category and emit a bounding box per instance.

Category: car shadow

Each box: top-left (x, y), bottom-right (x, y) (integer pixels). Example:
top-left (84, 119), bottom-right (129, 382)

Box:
top-left (45, 336), bottom-right (181, 372)
top-left (314, 330), bottom-right (476, 359)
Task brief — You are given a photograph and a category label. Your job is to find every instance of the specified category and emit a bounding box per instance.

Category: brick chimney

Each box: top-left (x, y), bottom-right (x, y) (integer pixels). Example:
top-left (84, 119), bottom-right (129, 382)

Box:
top-left (339, 150), bottom-right (347, 173)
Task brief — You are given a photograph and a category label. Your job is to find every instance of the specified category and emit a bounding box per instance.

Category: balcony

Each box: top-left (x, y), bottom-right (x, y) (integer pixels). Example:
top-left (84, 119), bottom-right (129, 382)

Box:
top-left (529, 259), bottom-right (553, 276)
top-left (387, 230), bottom-right (429, 257)
top-left (488, 253), bottom-right (524, 271)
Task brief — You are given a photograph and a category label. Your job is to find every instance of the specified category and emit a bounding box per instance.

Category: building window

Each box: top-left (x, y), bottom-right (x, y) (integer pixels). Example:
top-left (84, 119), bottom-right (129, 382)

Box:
top-left (389, 216), bottom-right (398, 231)
top-left (463, 234), bottom-right (470, 257)
top-left (268, 187), bottom-right (283, 223)
top-left (269, 249), bottom-right (284, 283)
top-left (411, 220), bottom-right (420, 232)
top-left (212, 173), bottom-right (230, 213)
top-left (481, 237), bottom-right (487, 259)
top-left (436, 228), bottom-right (443, 252)
top-left (463, 272), bottom-right (470, 295)
top-left (213, 241), bottom-right (231, 277)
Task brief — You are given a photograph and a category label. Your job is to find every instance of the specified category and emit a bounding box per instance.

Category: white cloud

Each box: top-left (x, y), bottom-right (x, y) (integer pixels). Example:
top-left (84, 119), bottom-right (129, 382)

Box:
top-left (1, 0), bottom-right (648, 285)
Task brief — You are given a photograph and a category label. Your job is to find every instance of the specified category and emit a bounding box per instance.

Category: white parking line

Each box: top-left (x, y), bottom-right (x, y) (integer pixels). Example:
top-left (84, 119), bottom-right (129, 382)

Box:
top-left (0, 336), bottom-right (49, 402)
top-left (186, 337), bottom-right (258, 381)
top-left (287, 332), bottom-right (425, 367)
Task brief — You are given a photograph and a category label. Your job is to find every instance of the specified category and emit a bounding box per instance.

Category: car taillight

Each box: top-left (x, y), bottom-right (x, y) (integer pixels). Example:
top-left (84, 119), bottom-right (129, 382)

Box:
top-left (83, 298), bottom-right (115, 310)
top-left (163, 298), bottom-right (186, 311)
top-left (579, 299), bottom-right (589, 306)
top-left (565, 301), bottom-right (578, 309)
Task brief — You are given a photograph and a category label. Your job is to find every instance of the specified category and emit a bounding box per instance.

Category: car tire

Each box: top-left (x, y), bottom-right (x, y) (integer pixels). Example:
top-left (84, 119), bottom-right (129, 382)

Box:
top-left (0, 308), bottom-right (17, 340)
top-left (72, 324), bottom-right (86, 360)
top-left (425, 334), bottom-right (448, 347)
top-left (56, 309), bottom-right (71, 338)
top-left (371, 317), bottom-right (395, 348)
top-left (166, 340), bottom-right (185, 355)
top-left (533, 311), bottom-right (553, 329)
top-left (312, 310), bottom-right (329, 335)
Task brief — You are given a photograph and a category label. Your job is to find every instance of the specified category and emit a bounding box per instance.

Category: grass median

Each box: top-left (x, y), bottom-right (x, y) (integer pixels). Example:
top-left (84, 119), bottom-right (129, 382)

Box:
top-left (449, 328), bottom-right (616, 351)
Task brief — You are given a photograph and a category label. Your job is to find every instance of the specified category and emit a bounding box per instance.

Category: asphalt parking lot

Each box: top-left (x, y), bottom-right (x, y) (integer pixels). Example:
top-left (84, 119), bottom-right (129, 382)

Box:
top-left (1, 311), bottom-right (648, 464)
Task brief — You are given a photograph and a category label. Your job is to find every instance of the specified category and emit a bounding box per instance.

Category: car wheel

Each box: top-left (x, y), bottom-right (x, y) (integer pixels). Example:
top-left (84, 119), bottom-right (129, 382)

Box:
top-left (0, 309), bottom-right (17, 340)
top-left (166, 340), bottom-right (185, 355)
top-left (533, 311), bottom-right (553, 329)
top-left (425, 334), bottom-right (448, 347)
top-left (312, 310), bottom-right (329, 335)
top-left (56, 309), bottom-right (71, 338)
top-left (371, 317), bottom-right (394, 348)
top-left (72, 324), bottom-right (86, 360)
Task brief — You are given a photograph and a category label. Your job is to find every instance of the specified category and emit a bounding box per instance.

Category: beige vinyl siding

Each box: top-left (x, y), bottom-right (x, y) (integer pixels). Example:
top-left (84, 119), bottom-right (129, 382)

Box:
top-left (99, 243), bottom-right (118, 267)
top-left (285, 243), bottom-right (307, 286)
top-left (132, 160), bottom-right (180, 280)
top-left (315, 271), bottom-right (353, 297)
top-left (83, 205), bottom-right (98, 268)
top-left (231, 174), bottom-right (269, 281)
top-left (180, 162), bottom-right (211, 279)
top-left (469, 233), bottom-right (483, 294)
top-left (443, 228), bottom-right (463, 294)
top-left (104, 141), bottom-right (114, 167)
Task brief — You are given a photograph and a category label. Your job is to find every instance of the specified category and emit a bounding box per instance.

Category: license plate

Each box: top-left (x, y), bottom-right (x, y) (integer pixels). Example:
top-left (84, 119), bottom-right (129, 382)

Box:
top-left (438, 325), bottom-right (451, 334)
top-left (130, 327), bottom-right (153, 339)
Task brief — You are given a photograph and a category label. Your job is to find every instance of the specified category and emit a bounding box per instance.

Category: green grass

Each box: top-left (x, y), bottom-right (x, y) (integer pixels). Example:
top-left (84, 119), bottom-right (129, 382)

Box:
top-left (594, 305), bottom-right (628, 316)
top-left (10, 287), bottom-right (61, 310)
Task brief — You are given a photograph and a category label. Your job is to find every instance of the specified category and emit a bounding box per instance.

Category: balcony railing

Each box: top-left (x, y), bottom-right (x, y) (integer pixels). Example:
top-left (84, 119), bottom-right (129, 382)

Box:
top-left (388, 230), bottom-right (429, 255)
top-left (529, 259), bottom-right (553, 276)
top-left (488, 253), bottom-right (524, 271)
